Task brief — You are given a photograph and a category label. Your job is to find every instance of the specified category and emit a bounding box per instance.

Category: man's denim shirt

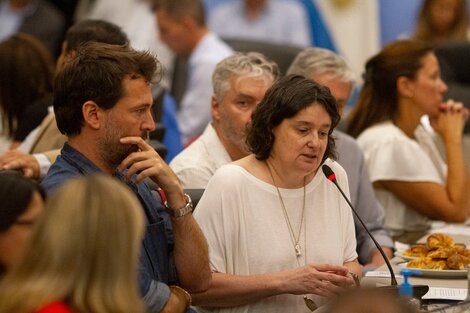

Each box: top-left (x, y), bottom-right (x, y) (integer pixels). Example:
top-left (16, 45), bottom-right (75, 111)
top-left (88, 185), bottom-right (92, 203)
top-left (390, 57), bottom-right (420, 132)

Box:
top-left (42, 143), bottom-right (178, 312)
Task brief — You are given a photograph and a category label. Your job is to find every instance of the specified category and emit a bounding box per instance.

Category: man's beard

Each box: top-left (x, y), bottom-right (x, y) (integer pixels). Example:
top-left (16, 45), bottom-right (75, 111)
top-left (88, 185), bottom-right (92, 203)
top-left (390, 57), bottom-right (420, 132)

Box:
top-left (98, 123), bottom-right (145, 170)
top-left (219, 111), bottom-right (250, 156)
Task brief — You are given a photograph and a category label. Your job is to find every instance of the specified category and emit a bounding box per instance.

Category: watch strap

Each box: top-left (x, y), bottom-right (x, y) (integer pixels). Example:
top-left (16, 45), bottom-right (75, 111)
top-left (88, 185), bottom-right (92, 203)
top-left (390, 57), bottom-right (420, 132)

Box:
top-left (164, 193), bottom-right (193, 218)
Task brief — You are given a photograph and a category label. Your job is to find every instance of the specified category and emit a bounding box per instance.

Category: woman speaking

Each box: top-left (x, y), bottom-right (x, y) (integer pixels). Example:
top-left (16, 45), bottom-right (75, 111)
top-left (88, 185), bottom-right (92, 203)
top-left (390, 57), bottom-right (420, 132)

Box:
top-left (192, 75), bottom-right (360, 313)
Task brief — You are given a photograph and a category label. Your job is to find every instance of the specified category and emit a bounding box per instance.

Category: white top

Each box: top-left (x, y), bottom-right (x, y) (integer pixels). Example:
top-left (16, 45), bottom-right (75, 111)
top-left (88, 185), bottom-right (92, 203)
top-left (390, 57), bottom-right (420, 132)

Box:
top-left (209, 0), bottom-right (311, 47)
top-left (170, 123), bottom-right (231, 188)
top-left (194, 159), bottom-right (358, 313)
top-left (357, 122), bottom-right (447, 236)
top-left (178, 32), bottom-right (233, 144)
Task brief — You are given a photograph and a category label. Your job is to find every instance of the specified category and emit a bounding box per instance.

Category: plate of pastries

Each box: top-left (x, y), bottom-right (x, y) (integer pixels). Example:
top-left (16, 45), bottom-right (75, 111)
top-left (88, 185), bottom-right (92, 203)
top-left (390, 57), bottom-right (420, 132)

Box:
top-left (398, 233), bottom-right (470, 277)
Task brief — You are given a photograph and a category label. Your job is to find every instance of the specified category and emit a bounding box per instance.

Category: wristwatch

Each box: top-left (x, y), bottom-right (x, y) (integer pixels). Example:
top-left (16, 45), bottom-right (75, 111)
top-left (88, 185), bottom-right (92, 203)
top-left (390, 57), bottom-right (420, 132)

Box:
top-left (164, 193), bottom-right (193, 218)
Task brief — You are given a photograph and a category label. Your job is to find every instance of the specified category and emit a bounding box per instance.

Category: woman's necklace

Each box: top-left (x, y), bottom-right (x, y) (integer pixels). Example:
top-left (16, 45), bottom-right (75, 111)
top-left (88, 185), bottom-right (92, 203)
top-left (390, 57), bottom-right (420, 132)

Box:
top-left (266, 161), bottom-right (305, 257)
top-left (265, 161), bottom-right (318, 312)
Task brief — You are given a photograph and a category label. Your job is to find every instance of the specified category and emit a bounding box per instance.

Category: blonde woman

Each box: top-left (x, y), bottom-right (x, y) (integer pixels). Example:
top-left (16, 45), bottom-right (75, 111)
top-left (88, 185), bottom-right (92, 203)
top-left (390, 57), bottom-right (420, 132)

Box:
top-left (0, 175), bottom-right (145, 313)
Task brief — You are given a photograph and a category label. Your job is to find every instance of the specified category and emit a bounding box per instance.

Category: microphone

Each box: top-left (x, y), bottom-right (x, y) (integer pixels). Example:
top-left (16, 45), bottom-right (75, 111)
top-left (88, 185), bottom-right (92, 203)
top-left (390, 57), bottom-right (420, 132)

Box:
top-left (321, 164), bottom-right (429, 299)
top-left (321, 164), bottom-right (397, 286)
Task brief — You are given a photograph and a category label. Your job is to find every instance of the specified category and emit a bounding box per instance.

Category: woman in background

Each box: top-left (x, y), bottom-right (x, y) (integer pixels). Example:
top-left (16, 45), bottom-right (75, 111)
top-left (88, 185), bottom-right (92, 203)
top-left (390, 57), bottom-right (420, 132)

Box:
top-left (0, 175), bottom-right (145, 313)
top-left (0, 33), bottom-right (54, 149)
top-left (413, 0), bottom-right (469, 44)
top-left (0, 170), bottom-right (45, 276)
top-left (347, 40), bottom-right (470, 243)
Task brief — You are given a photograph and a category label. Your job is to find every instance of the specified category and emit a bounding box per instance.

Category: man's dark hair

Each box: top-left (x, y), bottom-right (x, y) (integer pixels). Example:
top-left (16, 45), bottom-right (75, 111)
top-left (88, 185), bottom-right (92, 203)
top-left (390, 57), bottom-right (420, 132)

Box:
top-left (65, 19), bottom-right (129, 52)
top-left (247, 74), bottom-right (340, 161)
top-left (153, 0), bottom-right (206, 26)
top-left (54, 42), bottom-right (160, 136)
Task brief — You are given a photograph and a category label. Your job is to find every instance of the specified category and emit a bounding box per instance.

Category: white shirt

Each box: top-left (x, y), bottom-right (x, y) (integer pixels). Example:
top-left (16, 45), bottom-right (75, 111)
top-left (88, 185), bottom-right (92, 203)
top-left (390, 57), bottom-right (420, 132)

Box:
top-left (178, 33), bottom-right (233, 144)
top-left (194, 159), bottom-right (357, 312)
top-left (209, 0), bottom-right (311, 47)
top-left (357, 122), bottom-right (447, 236)
top-left (170, 124), bottom-right (231, 188)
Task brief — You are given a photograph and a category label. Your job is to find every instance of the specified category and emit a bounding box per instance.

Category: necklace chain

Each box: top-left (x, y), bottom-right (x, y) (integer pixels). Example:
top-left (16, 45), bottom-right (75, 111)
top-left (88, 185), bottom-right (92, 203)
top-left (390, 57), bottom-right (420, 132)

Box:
top-left (266, 161), bottom-right (305, 257)
top-left (266, 161), bottom-right (317, 311)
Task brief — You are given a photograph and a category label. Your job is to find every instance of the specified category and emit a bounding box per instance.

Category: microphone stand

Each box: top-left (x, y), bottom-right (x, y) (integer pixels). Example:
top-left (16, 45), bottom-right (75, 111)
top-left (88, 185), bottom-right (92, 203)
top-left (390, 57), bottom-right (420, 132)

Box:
top-left (321, 165), bottom-right (429, 298)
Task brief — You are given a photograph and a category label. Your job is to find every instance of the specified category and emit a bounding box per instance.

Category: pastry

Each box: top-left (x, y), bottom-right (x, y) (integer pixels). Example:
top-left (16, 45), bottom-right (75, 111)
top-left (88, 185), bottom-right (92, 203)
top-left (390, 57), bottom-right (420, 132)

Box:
top-left (447, 254), bottom-right (470, 270)
top-left (454, 243), bottom-right (466, 254)
top-left (426, 233), bottom-right (455, 250)
top-left (407, 257), bottom-right (433, 269)
top-left (403, 244), bottom-right (429, 257)
top-left (427, 247), bottom-right (457, 259)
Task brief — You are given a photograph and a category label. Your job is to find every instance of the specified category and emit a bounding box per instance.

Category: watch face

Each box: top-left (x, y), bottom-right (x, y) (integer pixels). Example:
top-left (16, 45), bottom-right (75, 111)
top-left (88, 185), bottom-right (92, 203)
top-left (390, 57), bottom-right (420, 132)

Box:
top-left (166, 194), bottom-right (193, 217)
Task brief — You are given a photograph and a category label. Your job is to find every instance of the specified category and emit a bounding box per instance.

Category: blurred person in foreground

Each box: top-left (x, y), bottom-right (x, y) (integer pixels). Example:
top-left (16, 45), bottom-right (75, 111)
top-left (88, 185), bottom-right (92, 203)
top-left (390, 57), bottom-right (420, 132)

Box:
top-left (192, 75), bottom-right (360, 312)
top-left (0, 170), bottom-right (45, 277)
top-left (324, 287), bottom-right (415, 313)
top-left (287, 48), bottom-right (394, 268)
top-left (170, 52), bottom-right (279, 188)
top-left (0, 175), bottom-right (145, 313)
top-left (41, 42), bottom-right (210, 312)
top-left (347, 40), bottom-right (470, 243)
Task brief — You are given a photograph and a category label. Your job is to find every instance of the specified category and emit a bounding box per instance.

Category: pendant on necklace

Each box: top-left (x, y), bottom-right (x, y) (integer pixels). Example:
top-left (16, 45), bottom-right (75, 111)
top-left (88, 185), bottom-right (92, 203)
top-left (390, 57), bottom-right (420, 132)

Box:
top-left (304, 296), bottom-right (317, 311)
top-left (295, 244), bottom-right (302, 257)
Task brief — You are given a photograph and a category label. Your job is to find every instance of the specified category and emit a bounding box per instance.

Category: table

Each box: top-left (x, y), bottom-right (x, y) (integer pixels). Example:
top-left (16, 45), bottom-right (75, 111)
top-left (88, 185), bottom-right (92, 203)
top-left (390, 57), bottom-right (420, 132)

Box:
top-left (361, 230), bottom-right (470, 312)
top-left (361, 257), bottom-right (467, 289)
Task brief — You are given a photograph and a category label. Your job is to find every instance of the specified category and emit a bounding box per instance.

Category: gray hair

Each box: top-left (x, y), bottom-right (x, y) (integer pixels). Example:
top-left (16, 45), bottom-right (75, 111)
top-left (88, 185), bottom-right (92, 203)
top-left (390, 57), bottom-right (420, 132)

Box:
top-left (212, 52), bottom-right (280, 103)
top-left (287, 48), bottom-right (355, 85)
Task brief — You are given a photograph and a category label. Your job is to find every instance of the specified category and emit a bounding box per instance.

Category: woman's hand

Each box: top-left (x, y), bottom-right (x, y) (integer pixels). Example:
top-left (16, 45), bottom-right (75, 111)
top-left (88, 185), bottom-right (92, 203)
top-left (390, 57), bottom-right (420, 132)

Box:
top-left (430, 100), bottom-right (469, 141)
top-left (281, 263), bottom-right (355, 298)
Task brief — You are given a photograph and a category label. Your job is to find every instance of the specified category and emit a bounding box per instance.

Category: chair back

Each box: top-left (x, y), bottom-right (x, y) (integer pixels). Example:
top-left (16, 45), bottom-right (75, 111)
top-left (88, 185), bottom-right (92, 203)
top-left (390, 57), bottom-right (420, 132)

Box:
top-left (222, 37), bottom-right (304, 76)
top-left (435, 42), bottom-right (470, 133)
top-left (169, 38), bottom-right (304, 103)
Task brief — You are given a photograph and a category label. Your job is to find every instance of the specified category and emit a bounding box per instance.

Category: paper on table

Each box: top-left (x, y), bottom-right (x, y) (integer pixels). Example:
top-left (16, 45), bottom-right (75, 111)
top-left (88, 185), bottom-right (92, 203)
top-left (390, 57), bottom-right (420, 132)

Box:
top-left (422, 288), bottom-right (467, 301)
top-left (365, 271), bottom-right (403, 279)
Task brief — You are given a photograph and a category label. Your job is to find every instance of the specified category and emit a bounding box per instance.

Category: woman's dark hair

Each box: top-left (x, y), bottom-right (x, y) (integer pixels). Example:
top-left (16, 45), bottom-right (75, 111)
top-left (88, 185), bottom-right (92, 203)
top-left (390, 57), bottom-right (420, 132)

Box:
top-left (247, 74), bottom-right (340, 161)
top-left (0, 171), bottom-right (46, 232)
top-left (0, 33), bottom-right (54, 139)
top-left (347, 40), bottom-right (433, 138)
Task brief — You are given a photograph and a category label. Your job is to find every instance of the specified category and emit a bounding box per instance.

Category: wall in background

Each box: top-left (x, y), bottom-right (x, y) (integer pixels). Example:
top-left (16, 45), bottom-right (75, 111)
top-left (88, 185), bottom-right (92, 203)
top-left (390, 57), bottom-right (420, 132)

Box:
top-left (379, 0), bottom-right (421, 45)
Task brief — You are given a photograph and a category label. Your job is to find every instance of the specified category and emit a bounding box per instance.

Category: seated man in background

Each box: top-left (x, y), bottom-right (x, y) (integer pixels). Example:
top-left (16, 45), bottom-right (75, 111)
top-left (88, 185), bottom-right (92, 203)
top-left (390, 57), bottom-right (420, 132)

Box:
top-left (42, 42), bottom-right (211, 313)
top-left (209, 0), bottom-right (311, 47)
top-left (0, 0), bottom-right (65, 57)
top-left (153, 0), bottom-right (233, 145)
top-left (170, 52), bottom-right (279, 187)
top-left (287, 47), bottom-right (394, 268)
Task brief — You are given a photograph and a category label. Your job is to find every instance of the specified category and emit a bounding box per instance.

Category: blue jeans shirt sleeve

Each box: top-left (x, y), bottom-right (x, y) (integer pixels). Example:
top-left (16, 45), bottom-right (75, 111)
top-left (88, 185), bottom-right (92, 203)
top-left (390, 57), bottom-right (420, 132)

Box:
top-left (142, 280), bottom-right (171, 312)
